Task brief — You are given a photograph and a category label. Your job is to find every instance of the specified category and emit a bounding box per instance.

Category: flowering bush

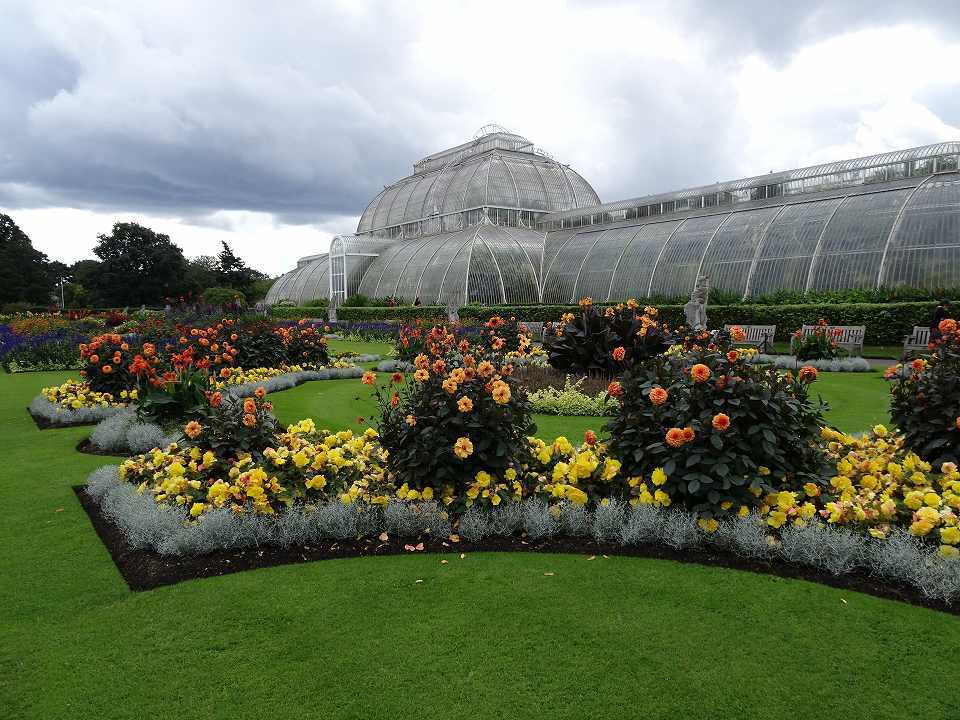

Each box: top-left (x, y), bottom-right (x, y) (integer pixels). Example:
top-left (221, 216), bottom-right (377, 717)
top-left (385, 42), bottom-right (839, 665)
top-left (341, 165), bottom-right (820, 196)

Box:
top-left (544, 298), bottom-right (674, 373)
top-left (528, 376), bottom-right (619, 416)
top-left (191, 387), bottom-right (278, 455)
top-left (791, 319), bottom-right (845, 361)
top-left (889, 318), bottom-right (960, 465)
top-left (606, 331), bottom-right (829, 522)
top-left (472, 315), bottom-right (533, 357)
top-left (41, 379), bottom-right (133, 409)
top-left (371, 328), bottom-right (535, 507)
top-left (273, 319), bottom-right (329, 366)
top-left (80, 334), bottom-right (141, 394)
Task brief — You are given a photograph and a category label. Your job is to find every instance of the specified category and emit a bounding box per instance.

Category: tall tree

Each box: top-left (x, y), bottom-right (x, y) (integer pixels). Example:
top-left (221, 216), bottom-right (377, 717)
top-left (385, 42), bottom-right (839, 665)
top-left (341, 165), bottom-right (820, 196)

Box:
top-left (185, 255), bottom-right (221, 295)
top-left (90, 222), bottom-right (188, 306)
top-left (0, 213), bottom-right (53, 305)
top-left (217, 241), bottom-right (264, 296)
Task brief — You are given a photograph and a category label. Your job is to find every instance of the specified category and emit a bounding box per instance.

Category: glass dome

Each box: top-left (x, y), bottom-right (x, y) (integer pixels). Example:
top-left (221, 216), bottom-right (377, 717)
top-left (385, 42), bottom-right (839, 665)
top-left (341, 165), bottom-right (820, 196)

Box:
top-left (356, 129), bottom-right (600, 234)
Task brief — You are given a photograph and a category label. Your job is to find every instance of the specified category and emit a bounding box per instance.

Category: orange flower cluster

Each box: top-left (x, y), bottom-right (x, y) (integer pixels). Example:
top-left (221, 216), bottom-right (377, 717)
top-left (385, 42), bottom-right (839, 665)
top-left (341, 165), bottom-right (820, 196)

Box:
top-left (665, 426), bottom-right (695, 448)
top-left (173, 318), bottom-right (240, 368)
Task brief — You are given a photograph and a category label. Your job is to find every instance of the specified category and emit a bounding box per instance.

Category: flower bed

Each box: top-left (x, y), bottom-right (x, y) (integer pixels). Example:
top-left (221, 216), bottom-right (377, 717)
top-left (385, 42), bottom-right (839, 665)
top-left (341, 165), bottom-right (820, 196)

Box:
top-left (82, 463), bottom-right (960, 606)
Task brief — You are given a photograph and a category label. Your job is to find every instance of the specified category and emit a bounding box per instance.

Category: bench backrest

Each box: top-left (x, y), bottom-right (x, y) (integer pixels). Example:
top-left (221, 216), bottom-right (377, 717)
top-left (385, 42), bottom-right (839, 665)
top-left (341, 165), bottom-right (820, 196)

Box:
top-left (724, 324), bottom-right (776, 342)
top-left (905, 325), bottom-right (930, 345)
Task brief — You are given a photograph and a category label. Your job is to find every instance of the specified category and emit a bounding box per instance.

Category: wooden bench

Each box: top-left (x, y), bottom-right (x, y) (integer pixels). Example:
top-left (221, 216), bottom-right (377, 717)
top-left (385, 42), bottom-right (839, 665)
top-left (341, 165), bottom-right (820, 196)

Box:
top-left (724, 324), bottom-right (776, 352)
top-left (902, 326), bottom-right (931, 357)
top-left (793, 324), bottom-right (866, 356)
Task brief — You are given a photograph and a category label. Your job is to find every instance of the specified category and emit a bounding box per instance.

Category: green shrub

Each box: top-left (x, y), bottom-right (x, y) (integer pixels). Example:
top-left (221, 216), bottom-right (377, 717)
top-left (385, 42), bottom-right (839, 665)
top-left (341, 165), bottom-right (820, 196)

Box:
top-left (889, 320), bottom-right (960, 466)
top-left (303, 298), bottom-right (329, 308)
top-left (336, 306), bottom-right (447, 323)
top-left (341, 293), bottom-right (371, 307)
top-left (269, 306), bottom-right (327, 321)
top-left (202, 287), bottom-right (245, 306)
top-left (606, 331), bottom-right (829, 522)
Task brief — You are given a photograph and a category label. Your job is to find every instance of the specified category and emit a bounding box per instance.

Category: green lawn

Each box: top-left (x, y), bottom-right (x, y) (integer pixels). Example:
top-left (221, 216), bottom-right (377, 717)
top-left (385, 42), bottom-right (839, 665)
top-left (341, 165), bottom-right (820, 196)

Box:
top-left (3, 361), bottom-right (957, 719)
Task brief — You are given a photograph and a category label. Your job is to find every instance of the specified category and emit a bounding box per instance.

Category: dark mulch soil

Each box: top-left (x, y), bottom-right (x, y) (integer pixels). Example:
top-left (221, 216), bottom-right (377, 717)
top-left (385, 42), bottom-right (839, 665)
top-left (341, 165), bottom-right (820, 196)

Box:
top-left (73, 486), bottom-right (959, 613)
top-left (76, 438), bottom-right (126, 457)
top-left (27, 407), bottom-right (99, 431)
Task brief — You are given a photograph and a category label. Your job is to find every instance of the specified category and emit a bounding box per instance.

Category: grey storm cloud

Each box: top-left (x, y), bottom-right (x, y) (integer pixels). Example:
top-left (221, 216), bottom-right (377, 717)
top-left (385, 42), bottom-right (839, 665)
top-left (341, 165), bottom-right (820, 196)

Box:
top-left (1, 0), bottom-right (959, 225)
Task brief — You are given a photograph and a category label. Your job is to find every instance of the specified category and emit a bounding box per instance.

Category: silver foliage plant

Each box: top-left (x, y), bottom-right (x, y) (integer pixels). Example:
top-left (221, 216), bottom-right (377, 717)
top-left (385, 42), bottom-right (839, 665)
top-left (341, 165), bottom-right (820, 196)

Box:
top-left (86, 466), bottom-right (960, 603)
top-left (750, 354), bottom-right (872, 373)
top-left (29, 395), bottom-right (123, 427)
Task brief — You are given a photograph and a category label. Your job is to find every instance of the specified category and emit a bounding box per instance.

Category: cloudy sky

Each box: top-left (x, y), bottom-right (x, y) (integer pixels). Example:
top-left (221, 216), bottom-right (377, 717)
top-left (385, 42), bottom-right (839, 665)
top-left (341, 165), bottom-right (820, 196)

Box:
top-left (2, 0), bottom-right (959, 276)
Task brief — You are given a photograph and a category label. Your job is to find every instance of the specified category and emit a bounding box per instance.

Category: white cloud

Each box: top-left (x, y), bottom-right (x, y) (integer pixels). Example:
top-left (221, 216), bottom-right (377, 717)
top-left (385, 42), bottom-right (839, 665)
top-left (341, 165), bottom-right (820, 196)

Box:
top-left (1, 1), bottom-right (959, 277)
top-left (6, 206), bottom-right (357, 275)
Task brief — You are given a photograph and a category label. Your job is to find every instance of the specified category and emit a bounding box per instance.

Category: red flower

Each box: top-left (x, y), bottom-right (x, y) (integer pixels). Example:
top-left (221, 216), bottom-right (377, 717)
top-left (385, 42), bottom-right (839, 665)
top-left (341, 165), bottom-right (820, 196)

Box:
top-left (584, 430), bottom-right (597, 446)
top-left (798, 365), bottom-right (818, 383)
top-left (681, 427), bottom-right (695, 443)
top-left (712, 413), bottom-right (730, 431)
top-left (607, 381), bottom-right (623, 397)
top-left (611, 346), bottom-right (626, 362)
top-left (391, 372), bottom-right (404, 384)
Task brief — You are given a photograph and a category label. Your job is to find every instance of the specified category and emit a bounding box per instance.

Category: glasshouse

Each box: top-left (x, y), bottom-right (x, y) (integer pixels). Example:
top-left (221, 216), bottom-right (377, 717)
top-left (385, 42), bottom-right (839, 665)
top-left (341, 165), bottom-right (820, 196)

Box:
top-left (266, 127), bottom-right (960, 306)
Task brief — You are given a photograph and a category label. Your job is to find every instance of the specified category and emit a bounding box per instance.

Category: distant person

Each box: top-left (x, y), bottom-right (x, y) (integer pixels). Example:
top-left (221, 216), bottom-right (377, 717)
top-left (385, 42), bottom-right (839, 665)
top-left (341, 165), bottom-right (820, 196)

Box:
top-left (930, 299), bottom-right (953, 342)
top-left (414, 296), bottom-right (422, 306)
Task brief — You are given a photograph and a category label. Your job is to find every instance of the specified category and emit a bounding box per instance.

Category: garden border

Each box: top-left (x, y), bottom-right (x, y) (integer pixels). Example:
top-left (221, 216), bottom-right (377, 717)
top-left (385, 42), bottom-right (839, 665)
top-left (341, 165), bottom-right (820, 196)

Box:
top-left (75, 470), bottom-right (960, 613)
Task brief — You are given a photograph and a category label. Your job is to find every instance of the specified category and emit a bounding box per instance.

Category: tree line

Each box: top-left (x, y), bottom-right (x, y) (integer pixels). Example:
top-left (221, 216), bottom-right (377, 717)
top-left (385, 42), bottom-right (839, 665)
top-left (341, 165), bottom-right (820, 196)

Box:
top-left (0, 213), bottom-right (272, 309)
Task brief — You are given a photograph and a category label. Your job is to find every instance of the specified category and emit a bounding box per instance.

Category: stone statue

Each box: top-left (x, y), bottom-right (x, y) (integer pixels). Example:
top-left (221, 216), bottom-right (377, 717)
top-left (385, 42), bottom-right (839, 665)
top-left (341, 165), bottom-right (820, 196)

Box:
top-left (328, 295), bottom-right (339, 323)
top-left (446, 298), bottom-right (459, 323)
top-left (684, 274), bottom-right (710, 330)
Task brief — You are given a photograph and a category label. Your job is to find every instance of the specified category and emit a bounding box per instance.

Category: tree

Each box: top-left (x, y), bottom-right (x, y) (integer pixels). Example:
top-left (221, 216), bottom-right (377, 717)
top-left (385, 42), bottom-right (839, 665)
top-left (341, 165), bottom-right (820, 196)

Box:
top-left (0, 213), bottom-right (54, 305)
top-left (90, 222), bottom-right (188, 306)
top-left (185, 255), bottom-right (221, 295)
top-left (217, 241), bottom-right (264, 297)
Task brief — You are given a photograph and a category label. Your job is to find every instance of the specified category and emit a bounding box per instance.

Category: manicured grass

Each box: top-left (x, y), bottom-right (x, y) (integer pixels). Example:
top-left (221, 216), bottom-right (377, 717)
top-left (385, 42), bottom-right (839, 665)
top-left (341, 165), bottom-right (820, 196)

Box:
top-left (326, 337), bottom-right (393, 358)
top-left (809, 371), bottom-right (892, 433)
top-left (4, 359), bottom-right (956, 719)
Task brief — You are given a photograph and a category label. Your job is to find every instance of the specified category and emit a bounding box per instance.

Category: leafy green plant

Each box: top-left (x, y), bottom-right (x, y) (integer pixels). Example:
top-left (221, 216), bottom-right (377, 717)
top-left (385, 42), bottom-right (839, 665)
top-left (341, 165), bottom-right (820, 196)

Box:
top-left (888, 319), bottom-right (960, 465)
top-left (528, 376), bottom-right (619, 416)
top-left (192, 389), bottom-right (278, 455)
top-left (135, 366), bottom-right (210, 425)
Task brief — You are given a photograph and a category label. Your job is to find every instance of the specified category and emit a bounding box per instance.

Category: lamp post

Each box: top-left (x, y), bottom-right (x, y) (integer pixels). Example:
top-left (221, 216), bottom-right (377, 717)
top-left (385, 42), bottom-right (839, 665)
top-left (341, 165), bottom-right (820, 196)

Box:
top-left (58, 277), bottom-right (67, 309)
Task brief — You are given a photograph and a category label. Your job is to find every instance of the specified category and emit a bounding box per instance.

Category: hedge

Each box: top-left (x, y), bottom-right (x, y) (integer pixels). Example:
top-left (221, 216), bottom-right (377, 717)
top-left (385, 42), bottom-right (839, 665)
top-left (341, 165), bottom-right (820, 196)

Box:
top-left (456, 302), bottom-right (940, 346)
top-left (334, 306), bottom-right (447, 323)
top-left (270, 306), bottom-right (328, 321)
